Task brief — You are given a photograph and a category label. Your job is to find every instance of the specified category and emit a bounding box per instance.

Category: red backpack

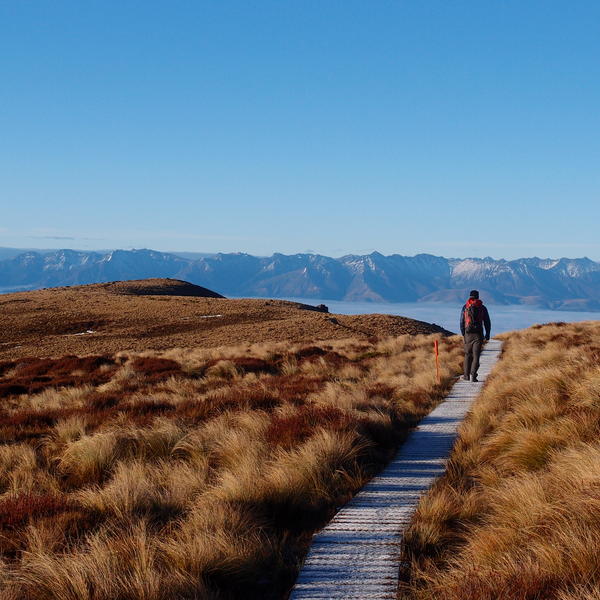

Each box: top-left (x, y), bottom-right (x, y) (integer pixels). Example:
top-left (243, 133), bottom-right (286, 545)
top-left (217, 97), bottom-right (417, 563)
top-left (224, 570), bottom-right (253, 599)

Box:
top-left (464, 298), bottom-right (483, 333)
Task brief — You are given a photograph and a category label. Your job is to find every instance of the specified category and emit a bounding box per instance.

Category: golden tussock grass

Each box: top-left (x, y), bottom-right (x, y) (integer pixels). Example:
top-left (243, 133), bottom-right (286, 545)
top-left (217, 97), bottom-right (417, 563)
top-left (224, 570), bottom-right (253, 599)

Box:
top-left (399, 321), bottom-right (600, 600)
top-left (0, 333), bottom-right (462, 599)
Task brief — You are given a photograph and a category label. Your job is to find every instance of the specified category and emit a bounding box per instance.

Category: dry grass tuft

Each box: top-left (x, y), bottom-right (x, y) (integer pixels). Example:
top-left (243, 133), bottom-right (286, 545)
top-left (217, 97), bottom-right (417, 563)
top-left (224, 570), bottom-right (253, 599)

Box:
top-left (0, 355), bottom-right (117, 399)
top-left (399, 321), bottom-right (600, 600)
top-left (0, 333), bottom-right (462, 599)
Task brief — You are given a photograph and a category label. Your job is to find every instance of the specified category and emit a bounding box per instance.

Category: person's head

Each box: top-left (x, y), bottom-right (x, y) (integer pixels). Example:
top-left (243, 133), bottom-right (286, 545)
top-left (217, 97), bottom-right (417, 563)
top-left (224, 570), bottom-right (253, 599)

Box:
top-left (469, 289), bottom-right (479, 300)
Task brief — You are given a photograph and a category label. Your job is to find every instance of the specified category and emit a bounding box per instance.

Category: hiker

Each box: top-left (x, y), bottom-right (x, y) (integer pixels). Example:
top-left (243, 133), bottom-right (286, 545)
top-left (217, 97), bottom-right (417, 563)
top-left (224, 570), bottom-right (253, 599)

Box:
top-left (460, 290), bottom-right (491, 382)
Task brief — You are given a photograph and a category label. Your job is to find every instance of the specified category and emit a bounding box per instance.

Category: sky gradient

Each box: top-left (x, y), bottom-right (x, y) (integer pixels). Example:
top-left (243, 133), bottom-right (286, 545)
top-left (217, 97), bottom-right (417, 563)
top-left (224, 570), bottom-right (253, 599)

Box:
top-left (2, 1), bottom-right (600, 259)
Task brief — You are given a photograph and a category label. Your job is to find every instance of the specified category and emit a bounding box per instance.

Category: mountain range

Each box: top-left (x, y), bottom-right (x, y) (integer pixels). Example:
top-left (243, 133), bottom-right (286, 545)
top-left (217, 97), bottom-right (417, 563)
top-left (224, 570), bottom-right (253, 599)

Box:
top-left (1, 248), bottom-right (600, 311)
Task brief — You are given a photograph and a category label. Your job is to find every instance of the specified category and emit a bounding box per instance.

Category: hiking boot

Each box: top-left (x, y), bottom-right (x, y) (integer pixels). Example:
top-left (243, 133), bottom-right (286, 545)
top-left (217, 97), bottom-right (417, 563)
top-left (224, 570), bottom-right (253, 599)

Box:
top-left (471, 376), bottom-right (479, 382)
top-left (462, 375), bottom-right (470, 381)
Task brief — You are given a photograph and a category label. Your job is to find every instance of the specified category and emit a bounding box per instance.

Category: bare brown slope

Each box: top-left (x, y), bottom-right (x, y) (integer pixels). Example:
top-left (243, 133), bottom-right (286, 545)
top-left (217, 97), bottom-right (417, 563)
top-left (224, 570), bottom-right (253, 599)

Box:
top-left (0, 279), bottom-right (451, 359)
top-left (99, 278), bottom-right (225, 298)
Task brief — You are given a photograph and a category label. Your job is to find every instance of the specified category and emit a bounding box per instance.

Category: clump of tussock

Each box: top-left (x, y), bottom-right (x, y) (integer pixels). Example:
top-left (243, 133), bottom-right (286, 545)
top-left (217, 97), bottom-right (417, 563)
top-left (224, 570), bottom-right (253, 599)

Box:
top-left (399, 321), bottom-right (600, 600)
top-left (0, 332), bottom-right (462, 599)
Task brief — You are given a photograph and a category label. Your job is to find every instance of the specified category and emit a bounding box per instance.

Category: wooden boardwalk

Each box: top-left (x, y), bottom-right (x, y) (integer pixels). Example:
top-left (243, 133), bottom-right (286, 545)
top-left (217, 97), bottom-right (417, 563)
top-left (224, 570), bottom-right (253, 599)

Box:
top-left (290, 339), bottom-right (503, 599)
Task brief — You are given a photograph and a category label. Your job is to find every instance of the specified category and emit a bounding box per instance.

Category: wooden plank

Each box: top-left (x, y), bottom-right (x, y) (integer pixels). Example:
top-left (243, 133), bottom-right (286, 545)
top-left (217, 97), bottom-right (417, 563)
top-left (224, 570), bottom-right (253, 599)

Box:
top-left (290, 340), bottom-right (502, 599)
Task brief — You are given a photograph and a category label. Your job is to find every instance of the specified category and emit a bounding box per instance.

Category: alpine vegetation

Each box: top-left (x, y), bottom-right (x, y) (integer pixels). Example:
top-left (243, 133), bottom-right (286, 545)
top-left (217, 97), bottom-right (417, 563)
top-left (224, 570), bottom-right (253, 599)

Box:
top-left (0, 333), bottom-right (462, 599)
top-left (399, 321), bottom-right (600, 600)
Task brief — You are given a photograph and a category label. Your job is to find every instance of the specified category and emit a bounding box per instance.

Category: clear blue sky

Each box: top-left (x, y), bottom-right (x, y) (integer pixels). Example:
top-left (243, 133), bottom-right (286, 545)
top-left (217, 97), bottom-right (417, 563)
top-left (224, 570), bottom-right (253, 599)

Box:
top-left (2, 1), bottom-right (599, 259)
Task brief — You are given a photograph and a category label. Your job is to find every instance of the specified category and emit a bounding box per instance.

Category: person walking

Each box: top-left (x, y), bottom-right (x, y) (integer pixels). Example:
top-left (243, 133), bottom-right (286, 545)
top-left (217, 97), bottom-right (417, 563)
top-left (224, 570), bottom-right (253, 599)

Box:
top-left (460, 290), bottom-right (491, 382)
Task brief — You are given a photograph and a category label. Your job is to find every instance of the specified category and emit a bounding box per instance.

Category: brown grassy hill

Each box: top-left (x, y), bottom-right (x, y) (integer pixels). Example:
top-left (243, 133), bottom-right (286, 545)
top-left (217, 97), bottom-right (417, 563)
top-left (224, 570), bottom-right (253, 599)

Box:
top-left (99, 278), bottom-right (225, 298)
top-left (0, 279), bottom-right (451, 360)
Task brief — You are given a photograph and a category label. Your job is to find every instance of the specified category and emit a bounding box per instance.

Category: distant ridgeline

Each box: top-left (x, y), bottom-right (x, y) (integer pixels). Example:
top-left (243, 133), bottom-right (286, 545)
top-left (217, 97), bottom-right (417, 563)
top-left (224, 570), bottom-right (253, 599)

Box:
top-left (1, 248), bottom-right (600, 311)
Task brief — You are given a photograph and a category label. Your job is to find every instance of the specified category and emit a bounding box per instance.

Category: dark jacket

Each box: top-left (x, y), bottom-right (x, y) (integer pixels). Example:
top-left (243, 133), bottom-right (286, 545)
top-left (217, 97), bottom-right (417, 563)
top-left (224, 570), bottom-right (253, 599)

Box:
top-left (460, 302), bottom-right (491, 338)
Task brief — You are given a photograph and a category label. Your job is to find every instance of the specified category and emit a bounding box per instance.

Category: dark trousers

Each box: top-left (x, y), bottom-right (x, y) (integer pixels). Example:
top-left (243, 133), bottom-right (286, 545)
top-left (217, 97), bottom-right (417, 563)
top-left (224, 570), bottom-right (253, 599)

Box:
top-left (464, 333), bottom-right (483, 378)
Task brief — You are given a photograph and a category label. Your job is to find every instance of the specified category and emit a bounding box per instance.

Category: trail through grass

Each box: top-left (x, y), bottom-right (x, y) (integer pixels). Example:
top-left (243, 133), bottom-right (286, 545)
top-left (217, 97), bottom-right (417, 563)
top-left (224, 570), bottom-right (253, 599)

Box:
top-left (0, 334), bottom-right (462, 600)
top-left (399, 321), bottom-right (600, 600)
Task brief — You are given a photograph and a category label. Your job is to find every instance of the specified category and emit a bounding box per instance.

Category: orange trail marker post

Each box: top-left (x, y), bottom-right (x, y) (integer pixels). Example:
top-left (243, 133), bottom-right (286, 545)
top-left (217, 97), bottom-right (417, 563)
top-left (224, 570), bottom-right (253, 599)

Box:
top-left (434, 339), bottom-right (440, 384)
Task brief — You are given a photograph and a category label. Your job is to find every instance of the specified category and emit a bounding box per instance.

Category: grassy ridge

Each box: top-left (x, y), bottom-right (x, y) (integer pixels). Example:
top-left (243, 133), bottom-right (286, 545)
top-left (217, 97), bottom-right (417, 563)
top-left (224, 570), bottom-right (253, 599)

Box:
top-left (0, 283), bottom-right (451, 361)
top-left (399, 321), bottom-right (600, 600)
top-left (0, 334), bottom-right (461, 599)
